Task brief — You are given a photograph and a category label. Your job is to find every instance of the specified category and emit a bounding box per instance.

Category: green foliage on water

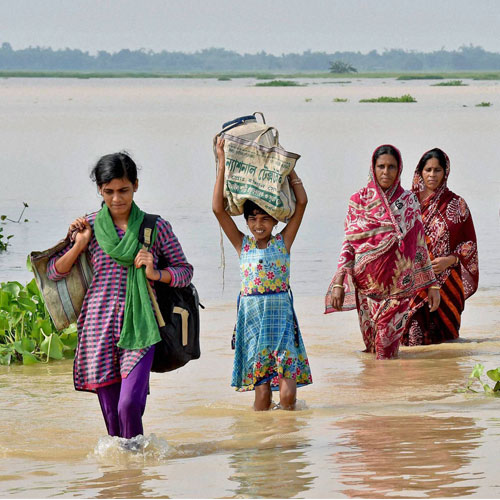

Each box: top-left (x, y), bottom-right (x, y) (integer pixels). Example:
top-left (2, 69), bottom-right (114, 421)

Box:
top-left (217, 76), bottom-right (231, 81)
top-left (397, 74), bottom-right (445, 80)
top-left (0, 203), bottom-right (29, 253)
top-left (359, 94), bottom-right (417, 103)
top-left (0, 227), bottom-right (14, 252)
top-left (332, 98), bottom-right (349, 102)
top-left (2, 70), bottom-right (500, 81)
top-left (476, 102), bottom-right (492, 107)
top-left (0, 279), bottom-right (77, 365)
top-left (461, 363), bottom-right (500, 395)
top-left (431, 80), bottom-right (468, 86)
top-left (254, 80), bottom-right (304, 87)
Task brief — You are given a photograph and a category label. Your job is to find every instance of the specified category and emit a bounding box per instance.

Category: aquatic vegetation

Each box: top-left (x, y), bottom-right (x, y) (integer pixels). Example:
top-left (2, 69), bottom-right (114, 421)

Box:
top-left (431, 80), bottom-right (468, 86)
top-left (397, 74), bottom-right (444, 80)
top-left (332, 98), bottom-right (348, 102)
top-left (359, 94), bottom-right (417, 103)
top-left (476, 102), bottom-right (492, 107)
top-left (0, 202), bottom-right (29, 253)
top-left (0, 279), bottom-right (77, 365)
top-left (305, 98), bottom-right (312, 102)
top-left (217, 76), bottom-right (231, 81)
top-left (255, 80), bottom-right (304, 87)
top-left (462, 363), bottom-right (500, 394)
top-left (0, 227), bottom-right (13, 252)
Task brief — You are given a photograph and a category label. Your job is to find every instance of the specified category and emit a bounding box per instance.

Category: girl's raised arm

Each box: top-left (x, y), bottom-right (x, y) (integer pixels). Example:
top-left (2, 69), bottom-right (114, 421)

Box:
top-left (281, 169), bottom-right (307, 253)
top-left (212, 137), bottom-right (244, 255)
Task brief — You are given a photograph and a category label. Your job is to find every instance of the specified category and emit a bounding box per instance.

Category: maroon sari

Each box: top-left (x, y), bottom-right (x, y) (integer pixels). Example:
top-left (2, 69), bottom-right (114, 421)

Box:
top-left (402, 150), bottom-right (479, 345)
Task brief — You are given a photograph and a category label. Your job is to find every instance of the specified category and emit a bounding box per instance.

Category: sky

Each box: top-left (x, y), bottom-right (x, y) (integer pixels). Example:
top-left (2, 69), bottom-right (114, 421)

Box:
top-left (1, 0), bottom-right (499, 55)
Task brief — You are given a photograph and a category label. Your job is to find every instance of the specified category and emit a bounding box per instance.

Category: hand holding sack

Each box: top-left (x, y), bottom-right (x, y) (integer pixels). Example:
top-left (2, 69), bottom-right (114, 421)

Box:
top-left (215, 113), bottom-right (300, 222)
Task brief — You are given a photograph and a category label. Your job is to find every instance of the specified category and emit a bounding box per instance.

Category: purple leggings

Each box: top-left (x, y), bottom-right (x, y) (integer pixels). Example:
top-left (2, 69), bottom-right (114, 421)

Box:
top-left (96, 346), bottom-right (155, 439)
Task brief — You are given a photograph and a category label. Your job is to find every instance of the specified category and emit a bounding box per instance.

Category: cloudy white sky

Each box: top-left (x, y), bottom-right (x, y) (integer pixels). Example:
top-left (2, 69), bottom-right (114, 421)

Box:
top-left (1, 0), bottom-right (499, 55)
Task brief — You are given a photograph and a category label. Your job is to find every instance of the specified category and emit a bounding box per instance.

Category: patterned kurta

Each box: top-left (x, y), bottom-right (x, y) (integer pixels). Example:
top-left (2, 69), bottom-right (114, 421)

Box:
top-left (232, 233), bottom-right (312, 392)
top-left (48, 213), bottom-right (193, 392)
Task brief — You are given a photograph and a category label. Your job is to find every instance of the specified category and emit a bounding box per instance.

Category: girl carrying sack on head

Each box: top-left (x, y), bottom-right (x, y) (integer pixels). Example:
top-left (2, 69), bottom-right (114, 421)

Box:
top-left (213, 135), bottom-right (312, 411)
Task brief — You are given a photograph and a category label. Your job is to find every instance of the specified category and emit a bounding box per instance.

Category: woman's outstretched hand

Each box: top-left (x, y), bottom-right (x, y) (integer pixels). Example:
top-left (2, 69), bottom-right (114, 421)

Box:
top-left (68, 217), bottom-right (92, 252)
top-left (427, 287), bottom-right (441, 312)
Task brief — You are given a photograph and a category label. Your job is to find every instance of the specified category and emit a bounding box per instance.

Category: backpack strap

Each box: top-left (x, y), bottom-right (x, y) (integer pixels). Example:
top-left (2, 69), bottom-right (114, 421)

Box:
top-left (139, 213), bottom-right (165, 328)
top-left (139, 213), bottom-right (160, 250)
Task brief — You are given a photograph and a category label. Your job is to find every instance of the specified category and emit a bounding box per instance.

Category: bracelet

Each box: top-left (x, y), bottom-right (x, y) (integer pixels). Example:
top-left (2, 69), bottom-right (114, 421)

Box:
top-left (332, 284), bottom-right (344, 289)
top-left (290, 178), bottom-right (302, 185)
top-left (157, 269), bottom-right (162, 281)
top-left (429, 285), bottom-right (440, 290)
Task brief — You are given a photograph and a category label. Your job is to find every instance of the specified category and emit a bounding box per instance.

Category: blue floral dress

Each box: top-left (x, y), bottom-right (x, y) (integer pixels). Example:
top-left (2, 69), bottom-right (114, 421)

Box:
top-left (232, 233), bottom-right (312, 392)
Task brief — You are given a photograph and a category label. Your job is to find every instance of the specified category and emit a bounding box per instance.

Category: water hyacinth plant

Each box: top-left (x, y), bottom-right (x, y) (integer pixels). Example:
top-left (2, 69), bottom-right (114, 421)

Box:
top-left (431, 80), bottom-right (468, 86)
top-left (0, 202), bottom-right (29, 253)
top-left (0, 279), bottom-right (77, 365)
top-left (463, 363), bottom-right (500, 394)
top-left (359, 94), bottom-right (417, 103)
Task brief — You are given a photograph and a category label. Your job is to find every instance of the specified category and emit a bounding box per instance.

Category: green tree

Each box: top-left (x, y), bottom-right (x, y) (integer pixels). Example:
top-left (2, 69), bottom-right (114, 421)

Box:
top-left (329, 60), bottom-right (357, 73)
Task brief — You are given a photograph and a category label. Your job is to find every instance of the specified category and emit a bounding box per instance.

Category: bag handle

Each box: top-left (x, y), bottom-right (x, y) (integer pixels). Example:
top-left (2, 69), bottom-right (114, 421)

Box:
top-left (141, 216), bottom-right (166, 328)
top-left (255, 126), bottom-right (279, 146)
top-left (252, 111), bottom-right (266, 124)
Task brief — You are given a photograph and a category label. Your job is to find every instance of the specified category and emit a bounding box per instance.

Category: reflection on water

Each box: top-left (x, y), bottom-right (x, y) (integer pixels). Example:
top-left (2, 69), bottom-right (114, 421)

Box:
top-left (228, 412), bottom-right (315, 498)
top-left (68, 466), bottom-right (164, 499)
top-left (334, 415), bottom-right (484, 498)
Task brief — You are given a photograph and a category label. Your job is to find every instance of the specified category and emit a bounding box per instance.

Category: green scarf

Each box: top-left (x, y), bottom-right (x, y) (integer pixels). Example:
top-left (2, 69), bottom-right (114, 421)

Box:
top-left (94, 202), bottom-right (161, 350)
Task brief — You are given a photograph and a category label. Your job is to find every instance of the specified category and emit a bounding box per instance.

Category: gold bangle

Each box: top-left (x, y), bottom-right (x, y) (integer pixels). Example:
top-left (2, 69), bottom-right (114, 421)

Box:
top-left (429, 285), bottom-right (440, 290)
top-left (290, 178), bottom-right (302, 185)
top-left (332, 284), bottom-right (344, 289)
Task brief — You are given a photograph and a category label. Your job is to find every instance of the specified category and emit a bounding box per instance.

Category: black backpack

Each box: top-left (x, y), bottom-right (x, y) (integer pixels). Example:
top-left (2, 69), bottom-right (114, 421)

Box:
top-left (139, 213), bottom-right (202, 373)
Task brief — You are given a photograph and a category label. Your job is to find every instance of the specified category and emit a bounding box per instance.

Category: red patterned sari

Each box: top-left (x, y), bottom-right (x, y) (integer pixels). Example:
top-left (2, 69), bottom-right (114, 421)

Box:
top-left (325, 145), bottom-right (436, 359)
top-left (402, 150), bottom-right (479, 345)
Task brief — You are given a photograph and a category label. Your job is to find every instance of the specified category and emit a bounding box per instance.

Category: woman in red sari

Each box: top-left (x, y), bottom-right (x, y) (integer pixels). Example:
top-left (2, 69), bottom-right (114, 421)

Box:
top-left (325, 145), bottom-right (440, 359)
top-left (402, 148), bottom-right (479, 345)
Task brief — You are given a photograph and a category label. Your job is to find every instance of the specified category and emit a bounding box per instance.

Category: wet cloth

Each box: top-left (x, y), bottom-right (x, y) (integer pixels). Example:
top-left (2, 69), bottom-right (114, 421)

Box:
top-left (232, 233), bottom-right (312, 391)
top-left (97, 344), bottom-right (155, 439)
top-left (48, 213), bottom-right (193, 392)
top-left (402, 150), bottom-right (479, 345)
top-left (357, 294), bottom-right (411, 359)
top-left (325, 145), bottom-right (436, 359)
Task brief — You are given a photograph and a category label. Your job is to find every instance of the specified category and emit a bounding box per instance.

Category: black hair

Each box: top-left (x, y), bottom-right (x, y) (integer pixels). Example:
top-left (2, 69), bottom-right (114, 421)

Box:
top-left (90, 152), bottom-right (138, 187)
top-left (372, 145), bottom-right (401, 168)
top-left (243, 200), bottom-right (269, 221)
top-left (417, 148), bottom-right (447, 174)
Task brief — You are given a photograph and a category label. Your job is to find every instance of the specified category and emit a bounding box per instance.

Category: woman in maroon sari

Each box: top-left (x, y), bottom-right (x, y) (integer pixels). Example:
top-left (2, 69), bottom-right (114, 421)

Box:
top-left (402, 148), bottom-right (479, 345)
top-left (325, 145), bottom-right (440, 359)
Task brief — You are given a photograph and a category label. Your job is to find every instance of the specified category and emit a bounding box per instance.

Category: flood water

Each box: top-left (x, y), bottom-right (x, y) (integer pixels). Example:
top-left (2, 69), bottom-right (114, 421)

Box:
top-left (1, 77), bottom-right (499, 498)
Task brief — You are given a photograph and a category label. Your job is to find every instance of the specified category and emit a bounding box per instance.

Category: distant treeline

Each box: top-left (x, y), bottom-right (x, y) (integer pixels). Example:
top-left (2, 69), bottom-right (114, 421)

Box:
top-left (1, 42), bottom-right (500, 72)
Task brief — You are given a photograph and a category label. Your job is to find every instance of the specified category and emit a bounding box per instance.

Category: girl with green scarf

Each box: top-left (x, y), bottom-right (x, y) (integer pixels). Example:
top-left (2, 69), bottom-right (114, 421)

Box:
top-left (49, 152), bottom-right (193, 441)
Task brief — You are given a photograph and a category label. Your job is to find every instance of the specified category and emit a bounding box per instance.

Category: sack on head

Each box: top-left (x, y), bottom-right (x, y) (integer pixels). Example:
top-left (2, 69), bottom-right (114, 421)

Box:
top-left (215, 112), bottom-right (300, 222)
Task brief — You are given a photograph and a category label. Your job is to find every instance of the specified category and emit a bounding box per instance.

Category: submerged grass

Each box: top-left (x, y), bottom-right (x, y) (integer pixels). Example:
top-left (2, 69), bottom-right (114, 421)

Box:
top-left (359, 94), bottom-right (417, 103)
top-left (2, 70), bottom-right (500, 80)
top-left (332, 97), bottom-right (349, 102)
top-left (431, 80), bottom-right (468, 86)
top-left (476, 102), bottom-right (492, 107)
top-left (254, 80), bottom-right (304, 87)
